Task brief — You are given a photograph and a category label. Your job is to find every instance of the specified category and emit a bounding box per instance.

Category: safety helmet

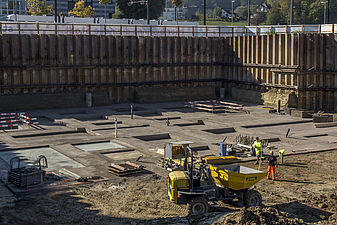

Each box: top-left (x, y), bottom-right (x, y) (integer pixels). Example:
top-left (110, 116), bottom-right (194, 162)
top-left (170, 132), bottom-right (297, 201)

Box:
top-left (270, 150), bottom-right (273, 155)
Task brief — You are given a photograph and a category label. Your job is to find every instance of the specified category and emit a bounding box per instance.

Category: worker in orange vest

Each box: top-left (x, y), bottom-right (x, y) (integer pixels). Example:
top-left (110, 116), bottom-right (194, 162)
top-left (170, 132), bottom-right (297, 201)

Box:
top-left (267, 150), bottom-right (277, 180)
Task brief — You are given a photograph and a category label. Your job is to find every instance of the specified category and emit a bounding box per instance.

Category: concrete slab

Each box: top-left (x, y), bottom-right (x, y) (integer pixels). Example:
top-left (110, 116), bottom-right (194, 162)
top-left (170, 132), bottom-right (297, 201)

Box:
top-left (74, 141), bottom-right (126, 152)
top-left (0, 147), bottom-right (84, 171)
top-left (103, 150), bottom-right (142, 161)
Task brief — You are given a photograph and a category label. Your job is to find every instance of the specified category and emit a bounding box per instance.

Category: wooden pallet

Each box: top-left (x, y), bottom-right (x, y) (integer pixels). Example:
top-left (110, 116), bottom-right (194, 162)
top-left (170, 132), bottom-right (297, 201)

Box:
top-left (107, 161), bottom-right (145, 177)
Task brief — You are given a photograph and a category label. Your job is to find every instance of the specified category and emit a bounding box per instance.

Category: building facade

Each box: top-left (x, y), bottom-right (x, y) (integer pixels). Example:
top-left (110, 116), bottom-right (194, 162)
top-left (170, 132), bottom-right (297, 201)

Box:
top-left (0, 0), bottom-right (115, 18)
top-left (162, 7), bottom-right (186, 21)
top-left (0, 0), bottom-right (27, 16)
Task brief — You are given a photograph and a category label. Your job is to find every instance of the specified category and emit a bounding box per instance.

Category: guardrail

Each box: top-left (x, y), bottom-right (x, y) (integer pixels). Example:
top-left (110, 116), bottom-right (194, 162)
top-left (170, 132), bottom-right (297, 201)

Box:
top-left (0, 22), bottom-right (336, 37)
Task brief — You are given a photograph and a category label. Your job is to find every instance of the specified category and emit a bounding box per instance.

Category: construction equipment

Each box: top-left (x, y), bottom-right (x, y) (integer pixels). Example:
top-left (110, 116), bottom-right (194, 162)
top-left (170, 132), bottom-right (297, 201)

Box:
top-left (168, 146), bottom-right (266, 215)
top-left (161, 141), bottom-right (193, 170)
top-left (7, 155), bottom-right (47, 188)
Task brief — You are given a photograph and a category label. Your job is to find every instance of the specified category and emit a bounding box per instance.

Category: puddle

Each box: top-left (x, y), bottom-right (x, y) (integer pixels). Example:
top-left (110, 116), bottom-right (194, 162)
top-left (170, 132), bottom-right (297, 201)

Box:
top-left (133, 133), bottom-right (171, 141)
top-left (203, 128), bottom-right (236, 134)
top-left (0, 147), bottom-right (84, 171)
top-left (12, 130), bottom-right (86, 139)
top-left (74, 141), bottom-right (125, 152)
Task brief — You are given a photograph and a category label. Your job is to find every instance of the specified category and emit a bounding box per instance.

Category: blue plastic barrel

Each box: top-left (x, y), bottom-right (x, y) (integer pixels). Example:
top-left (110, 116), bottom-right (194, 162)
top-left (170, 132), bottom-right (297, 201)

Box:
top-left (220, 142), bottom-right (227, 156)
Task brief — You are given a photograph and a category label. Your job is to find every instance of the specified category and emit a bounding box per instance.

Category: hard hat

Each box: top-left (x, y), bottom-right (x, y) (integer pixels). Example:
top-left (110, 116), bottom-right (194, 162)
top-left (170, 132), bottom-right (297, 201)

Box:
top-left (270, 150), bottom-right (273, 155)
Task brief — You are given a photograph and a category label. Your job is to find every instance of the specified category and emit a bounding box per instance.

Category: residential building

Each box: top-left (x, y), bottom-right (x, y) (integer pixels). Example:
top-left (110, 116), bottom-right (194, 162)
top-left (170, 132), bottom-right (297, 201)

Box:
top-left (0, 0), bottom-right (27, 16)
top-left (221, 8), bottom-right (235, 19)
top-left (256, 2), bottom-right (271, 13)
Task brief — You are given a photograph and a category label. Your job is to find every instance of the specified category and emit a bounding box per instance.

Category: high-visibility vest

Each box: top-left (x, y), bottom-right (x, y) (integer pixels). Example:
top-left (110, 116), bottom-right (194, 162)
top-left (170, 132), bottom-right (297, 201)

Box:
top-left (279, 149), bottom-right (285, 156)
top-left (253, 140), bottom-right (262, 154)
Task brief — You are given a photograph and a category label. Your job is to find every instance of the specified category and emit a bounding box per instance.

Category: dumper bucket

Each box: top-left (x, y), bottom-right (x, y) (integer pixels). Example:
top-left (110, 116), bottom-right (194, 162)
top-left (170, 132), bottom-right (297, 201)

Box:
top-left (210, 165), bottom-right (267, 191)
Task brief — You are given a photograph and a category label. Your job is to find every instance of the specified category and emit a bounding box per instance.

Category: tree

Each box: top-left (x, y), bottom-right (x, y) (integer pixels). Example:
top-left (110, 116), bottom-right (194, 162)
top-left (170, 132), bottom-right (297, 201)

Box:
top-left (235, 6), bottom-right (248, 20)
top-left (99, 0), bottom-right (112, 23)
top-left (265, 2), bottom-right (286, 25)
top-left (252, 11), bottom-right (266, 25)
top-left (27, 0), bottom-right (53, 16)
top-left (68, 0), bottom-right (96, 18)
top-left (172, 0), bottom-right (182, 21)
top-left (213, 6), bottom-right (222, 18)
top-left (116, 0), bottom-right (165, 20)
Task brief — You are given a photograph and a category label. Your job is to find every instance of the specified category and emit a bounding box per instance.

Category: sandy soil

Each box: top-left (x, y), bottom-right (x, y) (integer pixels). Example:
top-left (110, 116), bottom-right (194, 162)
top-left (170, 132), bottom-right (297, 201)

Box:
top-left (1, 150), bottom-right (337, 225)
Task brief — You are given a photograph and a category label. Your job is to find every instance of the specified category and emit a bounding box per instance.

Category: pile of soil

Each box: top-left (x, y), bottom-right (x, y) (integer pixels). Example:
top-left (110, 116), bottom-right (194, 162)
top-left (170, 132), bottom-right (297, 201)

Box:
top-left (74, 177), bottom-right (189, 220)
top-left (302, 191), bottom-right (337, 213)
top-left (213, 207), bottom-right (306, 225)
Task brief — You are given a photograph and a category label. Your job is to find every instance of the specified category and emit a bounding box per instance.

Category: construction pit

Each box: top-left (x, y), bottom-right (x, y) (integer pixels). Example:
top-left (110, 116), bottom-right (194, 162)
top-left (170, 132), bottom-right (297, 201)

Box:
top-left (0, 101), bottom-right (337, 225)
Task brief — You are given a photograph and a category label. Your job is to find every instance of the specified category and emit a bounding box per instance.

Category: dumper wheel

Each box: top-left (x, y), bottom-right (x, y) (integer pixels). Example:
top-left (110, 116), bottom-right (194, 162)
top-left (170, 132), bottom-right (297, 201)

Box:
top-left (243, 190), bottom-right (262, 207)
top-left (188, 197), bottom-right (209, 215)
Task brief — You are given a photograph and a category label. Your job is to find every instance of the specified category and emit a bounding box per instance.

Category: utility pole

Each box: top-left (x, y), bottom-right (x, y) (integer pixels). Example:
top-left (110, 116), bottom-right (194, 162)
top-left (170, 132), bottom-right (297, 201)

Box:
top-left (14, 0), bottom-right (17, 21)
top-left (247, 0), bottom-right (250, 26)
top-left (327, 0), bottom-right (330, 23)
top-left (203, 0), bottom-right (206, 25)
top-left (146, 0), bottom-right (149, 24)
top-left (231, 0), bottom-right (235, 26)
top-left (290, 0), bottom-right (293, 25)
top-left (322, 1), bottom-right (328, 24)
top-left (54, 0), bottom-right (58, 23)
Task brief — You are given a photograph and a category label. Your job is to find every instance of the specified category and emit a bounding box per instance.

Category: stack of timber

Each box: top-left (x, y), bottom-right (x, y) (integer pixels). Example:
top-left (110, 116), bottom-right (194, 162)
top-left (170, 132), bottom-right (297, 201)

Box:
top-left (184, 100), bottom-right (243, 113)
top-left (108, 161), bottom-right (145, 176)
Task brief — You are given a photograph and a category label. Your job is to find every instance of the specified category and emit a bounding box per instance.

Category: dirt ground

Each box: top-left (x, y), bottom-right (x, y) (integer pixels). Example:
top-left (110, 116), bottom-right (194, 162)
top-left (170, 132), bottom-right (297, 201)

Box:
top-left (1, 150), bottom-right (337, 225)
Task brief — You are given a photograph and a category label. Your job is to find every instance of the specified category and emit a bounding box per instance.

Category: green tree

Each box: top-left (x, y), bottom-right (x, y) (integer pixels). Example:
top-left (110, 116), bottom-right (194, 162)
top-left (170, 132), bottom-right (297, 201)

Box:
top-left (265, 0), bottom-right (337, 25)
top-left (171, 0), bottom-right (182, 7)
top-left (68, 0), bottom-right (96, 17)
top-left (27, 0), bottom-right (53, 16)
top-left (172, 0), bottom-right (182, 21)
top-left (252, 11), bottom-right (266, 25)
top-left (235, 6), bottom-right (248, 20)
top-left (265, 2), bottom-right (286, 25)
top-left (213, 6), bottom-right (222, 18)
top-left (99, 0), bottom-right (112, 23)
top-left (116, 0), bottom-right (165, 20)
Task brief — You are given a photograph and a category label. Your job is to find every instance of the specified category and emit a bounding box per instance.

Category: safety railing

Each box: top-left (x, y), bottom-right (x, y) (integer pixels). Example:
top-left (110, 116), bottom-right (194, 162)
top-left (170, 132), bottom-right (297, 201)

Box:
top-left (0, 22), bottom-right (336, 37)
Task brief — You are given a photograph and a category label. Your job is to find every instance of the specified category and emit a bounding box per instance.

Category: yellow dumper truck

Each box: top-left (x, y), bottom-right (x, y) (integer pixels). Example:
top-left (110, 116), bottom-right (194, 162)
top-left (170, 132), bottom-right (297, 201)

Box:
top-left (168, 147), bottom-right (266, 215)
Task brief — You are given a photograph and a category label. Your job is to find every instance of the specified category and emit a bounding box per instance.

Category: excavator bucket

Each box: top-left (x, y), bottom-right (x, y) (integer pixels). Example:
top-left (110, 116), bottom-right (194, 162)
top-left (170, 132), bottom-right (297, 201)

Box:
top-left (210, 164), bottom-right (267, 190)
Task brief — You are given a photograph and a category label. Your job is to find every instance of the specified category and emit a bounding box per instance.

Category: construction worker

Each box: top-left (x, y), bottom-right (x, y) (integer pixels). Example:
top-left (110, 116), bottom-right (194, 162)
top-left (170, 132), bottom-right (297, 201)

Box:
top-left (279, 149), bottom-right (285, 164)
top-left (267, 150), bottom-right (277, 180)
top-left (252, 137), bottom-right (263, 164)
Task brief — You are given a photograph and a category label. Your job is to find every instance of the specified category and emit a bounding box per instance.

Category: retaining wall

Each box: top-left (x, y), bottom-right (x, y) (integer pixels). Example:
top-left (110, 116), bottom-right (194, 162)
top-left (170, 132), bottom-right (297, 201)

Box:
top-left (0, 33), bottom-right (336, 111)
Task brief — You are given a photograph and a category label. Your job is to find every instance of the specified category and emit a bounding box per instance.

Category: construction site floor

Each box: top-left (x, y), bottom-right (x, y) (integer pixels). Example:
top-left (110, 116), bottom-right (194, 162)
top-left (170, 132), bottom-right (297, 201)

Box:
top-left (0, 101), bottom-right (336, 224)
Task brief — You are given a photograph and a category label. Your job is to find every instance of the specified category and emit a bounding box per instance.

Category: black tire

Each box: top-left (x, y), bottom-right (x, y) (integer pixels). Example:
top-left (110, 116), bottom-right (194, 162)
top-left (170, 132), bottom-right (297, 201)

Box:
top-left (243, 190), bottom-right (262, 207)
top-left (188, 197), bottom-right (209, 215)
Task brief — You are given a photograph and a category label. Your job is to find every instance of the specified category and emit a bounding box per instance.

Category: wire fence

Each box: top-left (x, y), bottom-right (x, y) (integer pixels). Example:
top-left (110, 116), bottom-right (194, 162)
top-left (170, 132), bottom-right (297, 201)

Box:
top-left (0, 22), bottom-right (336, 37)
